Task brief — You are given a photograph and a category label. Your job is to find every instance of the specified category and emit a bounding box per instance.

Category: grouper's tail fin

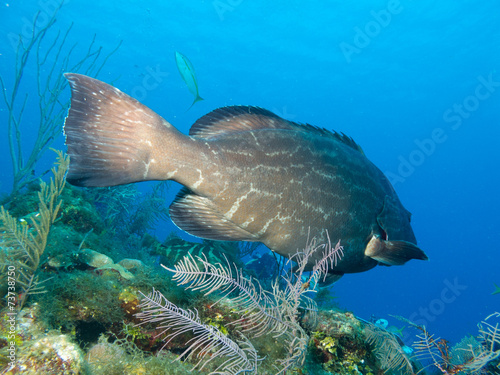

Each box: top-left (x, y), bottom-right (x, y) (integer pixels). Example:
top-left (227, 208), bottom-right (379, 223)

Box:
top-left (64, 73), bottom-right (174, 187)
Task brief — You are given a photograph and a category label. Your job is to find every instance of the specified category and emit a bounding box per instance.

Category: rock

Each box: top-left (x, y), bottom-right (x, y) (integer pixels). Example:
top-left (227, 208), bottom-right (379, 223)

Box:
top-left (85, 341), bottom-right (127, 373)
top-left (309, 310), bottom-right (376, 375)
top-left (117, 258), bottom-right (145, 271)
top-left (8, 333), bottom-right (84, 374)
top-left (78, 249), bottom-right (114, 268)
top-left (95, 263), bottom-right (135, 280)
top-left (47, 253), bottom-right (73, 269)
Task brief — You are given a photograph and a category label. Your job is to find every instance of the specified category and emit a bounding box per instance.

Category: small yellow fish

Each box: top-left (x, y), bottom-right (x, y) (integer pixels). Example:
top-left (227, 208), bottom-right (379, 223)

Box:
top-left (175, 51), bottom-right (203, 109)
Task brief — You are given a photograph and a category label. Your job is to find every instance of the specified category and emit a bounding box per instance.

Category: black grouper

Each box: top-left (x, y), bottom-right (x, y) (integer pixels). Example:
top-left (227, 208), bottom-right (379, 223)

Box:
top-left (63, 73), bottom-right (428, 283)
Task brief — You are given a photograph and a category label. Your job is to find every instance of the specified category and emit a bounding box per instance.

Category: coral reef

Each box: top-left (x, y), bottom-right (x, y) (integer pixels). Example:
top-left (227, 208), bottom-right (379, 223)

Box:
top-left (0, 304), bottom-right (83, 374)
top-left (0, 163), bottom-right (409, 374)
top-left (412, 312), bottom-right (500, 374)
top-left (153, 233), bottom-right (255, 273)
top-left (14, 333), bottom-right (84, 374)
top-left (0, 304), bottom-right (199, 375)
top-left (88, 182), bottom-right (170, 240)
top-left (135, 238), bottom-right (348, 374)
top-left (364, 321), bottom-right (415, 374)
top-left (0, 151), bottom-right (69, 311)
top-left (2, 149), bottom-right (494, 375)
top-left (309, 310), bottom-right (376, 375)
top-left (0, 152), bottom-right (424, 375)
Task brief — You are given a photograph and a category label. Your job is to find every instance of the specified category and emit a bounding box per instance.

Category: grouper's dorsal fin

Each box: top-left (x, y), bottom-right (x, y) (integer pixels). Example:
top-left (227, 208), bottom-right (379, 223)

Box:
top-left (330, 131), bottom-right (365, 155)
top-left (189, 105), bottom-right (291, 138)
top-left (190, 105), bottom-right (365, 155)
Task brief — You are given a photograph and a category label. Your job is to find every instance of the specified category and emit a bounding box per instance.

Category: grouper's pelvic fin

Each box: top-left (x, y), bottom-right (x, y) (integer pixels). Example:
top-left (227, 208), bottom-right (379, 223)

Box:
top-left (365, 235), bottom-right (428, 266)
top-left (63, 73), bottom-right (178, 187)
top-left (318, 272), bottom-right (344, 287)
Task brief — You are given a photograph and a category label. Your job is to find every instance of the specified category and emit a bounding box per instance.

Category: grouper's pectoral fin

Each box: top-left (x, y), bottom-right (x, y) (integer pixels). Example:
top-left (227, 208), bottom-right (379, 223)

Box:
top-left (170, 188), bottom-right (258, 242)
top-left (365, 235), bottom-right (428, 266)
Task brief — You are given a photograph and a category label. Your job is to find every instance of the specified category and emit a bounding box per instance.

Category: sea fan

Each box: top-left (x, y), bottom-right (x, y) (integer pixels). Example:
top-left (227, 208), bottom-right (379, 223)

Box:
top-left (365, 323), bottom-right (414, 374)
top-left (163, 252), bottom-right (288, 338)
top-left (466, 311), bottom-right (500, 373)
top-left (137, 232), bottom-right (344, 374)
top-left (274, 329), bottom-right (309, 375)
top-left (275, 232), bottom-right (343, 330)
top-left (0, 150), bottom-right (68, 311)
top-left (136, 288), bottom-right (258, 374)
top-left (412, 312), bottom-right (500, 374)
top-left (310, 232), bottom-right (344, 284)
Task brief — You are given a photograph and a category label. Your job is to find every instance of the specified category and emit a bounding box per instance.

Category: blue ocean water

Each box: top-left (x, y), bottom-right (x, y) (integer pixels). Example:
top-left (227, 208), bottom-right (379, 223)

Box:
top-left (0, 0), bottom-right (498, 348)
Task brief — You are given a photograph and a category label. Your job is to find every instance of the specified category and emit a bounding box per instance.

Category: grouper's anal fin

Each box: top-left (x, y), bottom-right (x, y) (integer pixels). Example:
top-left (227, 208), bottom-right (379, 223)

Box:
top-left (63, 73), bottom-right (174, 187)
top-left (170, 188), bottom-right (258, 242)
top-left (365, 235), bottom-right (429, 266)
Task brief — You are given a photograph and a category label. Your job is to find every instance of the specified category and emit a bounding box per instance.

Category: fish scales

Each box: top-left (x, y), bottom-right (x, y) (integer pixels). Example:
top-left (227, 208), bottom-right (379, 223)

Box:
top-left (204, 132), bottom-right (352, 244)
top-left (63, 73), bottom-right (428, 283)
